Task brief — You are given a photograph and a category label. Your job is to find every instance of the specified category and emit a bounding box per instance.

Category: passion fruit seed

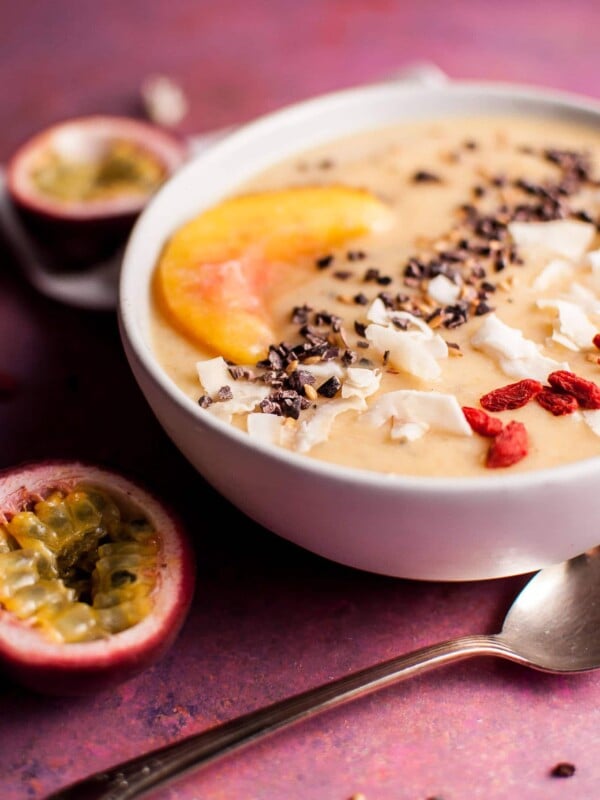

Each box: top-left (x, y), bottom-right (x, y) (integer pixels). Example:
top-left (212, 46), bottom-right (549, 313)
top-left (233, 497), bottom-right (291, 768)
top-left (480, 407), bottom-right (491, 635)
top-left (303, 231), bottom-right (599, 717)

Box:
top-left (0, 486), bottom-right (159, 643)
top-left (31, 139), bottom-right (167, 203)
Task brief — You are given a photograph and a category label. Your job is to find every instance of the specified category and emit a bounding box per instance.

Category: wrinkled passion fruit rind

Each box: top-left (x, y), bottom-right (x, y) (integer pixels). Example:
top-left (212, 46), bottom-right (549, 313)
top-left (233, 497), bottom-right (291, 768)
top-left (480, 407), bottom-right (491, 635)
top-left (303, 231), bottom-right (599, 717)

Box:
top-left (0, 461), bottom-right (195, 695)
top-left (6, 115), bottom-right (188, 270)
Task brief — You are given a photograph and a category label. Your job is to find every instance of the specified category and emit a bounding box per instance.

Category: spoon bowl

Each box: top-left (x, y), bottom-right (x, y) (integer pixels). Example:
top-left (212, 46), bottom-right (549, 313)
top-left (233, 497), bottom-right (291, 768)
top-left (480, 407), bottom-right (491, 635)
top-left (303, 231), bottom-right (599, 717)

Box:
top-left (500, 547), bottom-right (600, 672)
top-left (48, 546), bottom-right (600, 800)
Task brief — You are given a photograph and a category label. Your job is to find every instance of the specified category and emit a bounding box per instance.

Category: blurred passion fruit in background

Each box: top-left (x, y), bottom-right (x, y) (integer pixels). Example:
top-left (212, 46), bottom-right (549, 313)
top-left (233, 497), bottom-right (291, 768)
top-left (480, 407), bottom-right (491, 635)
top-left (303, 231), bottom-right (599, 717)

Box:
top-left (5, 115), bottom-right (188, 272)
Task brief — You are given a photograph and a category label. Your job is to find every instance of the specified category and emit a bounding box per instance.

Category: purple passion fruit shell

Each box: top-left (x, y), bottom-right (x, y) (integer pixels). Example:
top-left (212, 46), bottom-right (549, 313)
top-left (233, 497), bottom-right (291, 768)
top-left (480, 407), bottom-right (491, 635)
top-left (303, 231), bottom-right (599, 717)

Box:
top-left (6, 115), bottom-right (188, 271)
top-left (0, 460), bottom-right (195, 695)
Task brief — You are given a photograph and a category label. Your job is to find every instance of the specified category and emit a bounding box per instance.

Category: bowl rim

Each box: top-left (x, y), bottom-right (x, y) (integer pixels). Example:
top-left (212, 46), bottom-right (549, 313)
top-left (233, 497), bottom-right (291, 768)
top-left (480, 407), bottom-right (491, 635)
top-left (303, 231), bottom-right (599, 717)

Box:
top-left (119, 76), bottom-right (600, 494)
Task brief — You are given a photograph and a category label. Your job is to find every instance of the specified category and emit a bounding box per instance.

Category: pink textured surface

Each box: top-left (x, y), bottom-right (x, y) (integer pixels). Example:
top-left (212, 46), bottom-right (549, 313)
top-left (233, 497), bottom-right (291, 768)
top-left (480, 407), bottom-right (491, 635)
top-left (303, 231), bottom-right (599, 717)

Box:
top-left (2, 2), bottom-right (600, 798)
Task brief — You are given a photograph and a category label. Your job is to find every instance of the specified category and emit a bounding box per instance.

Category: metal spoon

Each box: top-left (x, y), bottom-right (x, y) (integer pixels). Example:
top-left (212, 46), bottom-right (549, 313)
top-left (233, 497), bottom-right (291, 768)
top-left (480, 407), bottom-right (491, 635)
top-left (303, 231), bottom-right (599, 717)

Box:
top-left (47, 547), bottom-right (600, 800)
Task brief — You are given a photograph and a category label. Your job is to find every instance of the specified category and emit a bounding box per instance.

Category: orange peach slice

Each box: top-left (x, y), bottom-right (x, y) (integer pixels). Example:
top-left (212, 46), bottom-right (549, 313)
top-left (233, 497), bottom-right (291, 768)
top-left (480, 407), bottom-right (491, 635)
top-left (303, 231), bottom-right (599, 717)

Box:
top-left (154, 185), bottom-right (394, 363)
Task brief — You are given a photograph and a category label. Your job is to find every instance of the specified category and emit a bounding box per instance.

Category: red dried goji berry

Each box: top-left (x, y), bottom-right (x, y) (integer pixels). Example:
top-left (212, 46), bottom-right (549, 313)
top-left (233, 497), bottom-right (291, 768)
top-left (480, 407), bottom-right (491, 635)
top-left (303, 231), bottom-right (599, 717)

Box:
top-left (462, 406), bottom-right (503, 437)
top-left (593, 333), bottom-right (600, 351)
top-left (486, 421), bottom-right (528, 469)
top-left (535, 387), bottom-right (579, 416)
top-left (547, 370), bottom-right (600, 410)
top-left (480, 379), bottom-right (543, 412)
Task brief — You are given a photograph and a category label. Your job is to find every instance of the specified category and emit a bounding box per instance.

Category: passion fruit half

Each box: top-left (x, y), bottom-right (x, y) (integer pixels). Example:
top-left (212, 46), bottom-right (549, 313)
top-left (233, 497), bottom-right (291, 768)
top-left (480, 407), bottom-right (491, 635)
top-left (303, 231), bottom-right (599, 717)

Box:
top-left (0, 461), bottom-right (195, 695)
top-left (6, 115), bottom-right (188, 271)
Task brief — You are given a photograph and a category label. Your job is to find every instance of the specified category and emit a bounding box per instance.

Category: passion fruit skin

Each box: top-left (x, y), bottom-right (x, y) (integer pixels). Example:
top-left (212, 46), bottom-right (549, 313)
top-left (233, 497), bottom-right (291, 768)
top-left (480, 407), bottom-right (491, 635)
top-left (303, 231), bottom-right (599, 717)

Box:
top-left (6, 115), bottom-right (189, 271)
top-left (0, 460), bottom-right (196, 696)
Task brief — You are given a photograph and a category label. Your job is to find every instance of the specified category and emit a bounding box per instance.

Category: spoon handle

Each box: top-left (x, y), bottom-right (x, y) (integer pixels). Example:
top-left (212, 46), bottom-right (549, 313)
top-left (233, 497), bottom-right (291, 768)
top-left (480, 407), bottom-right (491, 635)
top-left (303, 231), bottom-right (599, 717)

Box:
top-left (47, 633), bottom-right (510, 800)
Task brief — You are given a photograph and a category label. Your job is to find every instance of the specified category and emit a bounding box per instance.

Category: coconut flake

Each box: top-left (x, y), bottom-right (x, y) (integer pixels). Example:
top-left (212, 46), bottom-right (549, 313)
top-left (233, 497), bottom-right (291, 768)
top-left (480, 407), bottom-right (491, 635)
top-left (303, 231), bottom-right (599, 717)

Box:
top-left (536, 299), bottom-right (598, 351)
top-left (246, 413), bottom-right (285, 446)
top-left (532, 259), bottom-right (573, 291)
top-left (390, 420), bottom-right (429, 442)
top-left (427, 274), bottom-right (461, 305)
top-left (471, 313), bottom-right (569, 382)
top-left (508, 220), bottom-right (595, 261)
top-left (341, 367), bottom-right (382, 400)
top-left (567, 282), bottom-right (600, 316)
top-left (364, 300), bottom-right (447, 382)
top-left (295, 397), bottom-right (364, 453)
top-left (582, 409), bottom-right (600, 437)
top-left (362, 390), bottom-right (472, 437)
top-left (197, 357), bottom-right (270, 422)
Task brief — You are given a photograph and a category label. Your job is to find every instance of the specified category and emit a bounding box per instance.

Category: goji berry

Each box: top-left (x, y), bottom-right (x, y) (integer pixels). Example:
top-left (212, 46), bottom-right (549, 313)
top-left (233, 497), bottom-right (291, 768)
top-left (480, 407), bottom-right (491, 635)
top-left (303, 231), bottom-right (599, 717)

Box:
top-left (593, 333), bottom-right (600, 351)
top-left (486, 421), bottom-right (528, 468)
top-left (535, 387), bottom-right (579, 416)
top-left (480, 379), bottom-right (543, 412)
top-left (547, 370), bottom-right (600, 409)
top-left (462, 406), bottom-right (503, 437)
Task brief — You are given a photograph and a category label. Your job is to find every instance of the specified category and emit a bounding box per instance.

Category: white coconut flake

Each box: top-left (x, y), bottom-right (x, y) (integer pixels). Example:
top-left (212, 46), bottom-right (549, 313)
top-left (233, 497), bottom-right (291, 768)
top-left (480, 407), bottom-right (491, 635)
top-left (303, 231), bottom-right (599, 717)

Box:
top-left (366, 297), bottom-right (392, 326)
top-left (536, 299), bottom-right (598, 351)
top-left (295, 397), bottom-right (364, 453)
top-left (532, 259), bottom-right (573, 291)
top-left (427, 274), bottom-right (461, 305)
top-left (196, 357), bottom-right (270, 422)
top-left (341, 367), bottom-right (382, 400)
top-left (364, 300), bottom-right (448, 382)
top-left (362, 390), bottom-right (472, 437)
top-left (365, 325), bottom-right (444, 381)
top-left (391, 420), bottom-right (429, 442)
top-left (246, 413), bottom-right (285, 446)
top-left (582, 409), bottom-right (600, 437)
top-left (508, 220), bottom-right (595, 261)
top-left (567, 282), bottom-right (600, 316)
top-left (471, 313), bottom-right (569, 382)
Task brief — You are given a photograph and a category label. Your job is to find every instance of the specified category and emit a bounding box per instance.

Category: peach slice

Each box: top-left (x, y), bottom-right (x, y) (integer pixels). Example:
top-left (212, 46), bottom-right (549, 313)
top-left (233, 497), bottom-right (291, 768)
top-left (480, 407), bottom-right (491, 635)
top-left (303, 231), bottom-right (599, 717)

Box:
top-left (154, 185), bottom-right (394, 363)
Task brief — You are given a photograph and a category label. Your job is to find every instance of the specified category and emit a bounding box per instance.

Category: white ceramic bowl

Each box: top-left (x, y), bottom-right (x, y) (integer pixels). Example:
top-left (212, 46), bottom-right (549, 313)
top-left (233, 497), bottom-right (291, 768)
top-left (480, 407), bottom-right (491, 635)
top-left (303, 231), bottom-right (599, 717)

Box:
top-left (119, 77), bottom-right (600, 581)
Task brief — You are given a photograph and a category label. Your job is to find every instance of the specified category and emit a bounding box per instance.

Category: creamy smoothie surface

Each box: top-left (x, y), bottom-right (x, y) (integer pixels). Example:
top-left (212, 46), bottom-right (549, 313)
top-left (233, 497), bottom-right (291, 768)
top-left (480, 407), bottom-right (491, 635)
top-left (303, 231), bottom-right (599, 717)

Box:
top-left (151, 115), bottom-right (600, 477)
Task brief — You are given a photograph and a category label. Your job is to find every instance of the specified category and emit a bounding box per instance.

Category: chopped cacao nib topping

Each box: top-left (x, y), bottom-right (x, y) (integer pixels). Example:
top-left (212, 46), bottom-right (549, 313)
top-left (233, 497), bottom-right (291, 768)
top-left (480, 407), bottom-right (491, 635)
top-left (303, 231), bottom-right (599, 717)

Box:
top-left (353, 293), bottom-right (369, 305)
top-left (260, 389), bottom-right (307, 419)
top-left (317, 376), bottom-right (342, 398)
top-left (229, 365), bottom-right (254, 381)
top-left (442, 303), bottom-right (469, 329)
top-left (315, 254), bottom-right (334, 269)
top-left (198, 395), bottom-right (213, 408)
top-left (463, 139), bottom-right (478, 150)
top-left (377, 291), bottom-right (395, 308)
top-left (217, 385), bottom-right (233, 401)
top-left (475, 301), bottom-right (494, 316)
top-left (354, 320), bottom-right (367, 337)
top-left (347, 250), bottom-right (366, 261)
top-left (356, 340), bottom-right (369, 348)
top-left (291, 304), bottom-right (312, 325)
top-left (287, 369), bottom-right (316, 393)
top-left (412, 170), bottom-right (441, 183)
top-left (333, 270), bottom-right (353, 280)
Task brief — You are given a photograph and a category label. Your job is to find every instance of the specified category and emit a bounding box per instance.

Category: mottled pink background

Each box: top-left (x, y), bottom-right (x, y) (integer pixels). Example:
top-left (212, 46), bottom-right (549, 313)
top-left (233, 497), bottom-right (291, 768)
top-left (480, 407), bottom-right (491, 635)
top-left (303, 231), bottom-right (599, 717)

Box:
top-left (1, 2), bottom-right (600, 798)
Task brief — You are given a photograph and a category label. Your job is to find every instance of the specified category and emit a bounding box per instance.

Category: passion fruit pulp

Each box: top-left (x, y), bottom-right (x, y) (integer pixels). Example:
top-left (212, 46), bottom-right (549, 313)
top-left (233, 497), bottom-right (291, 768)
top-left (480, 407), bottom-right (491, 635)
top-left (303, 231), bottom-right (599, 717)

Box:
top-left (6, 115), bottom-right (188, 271)
top-left (0, 461), bottom-right (195, 695)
